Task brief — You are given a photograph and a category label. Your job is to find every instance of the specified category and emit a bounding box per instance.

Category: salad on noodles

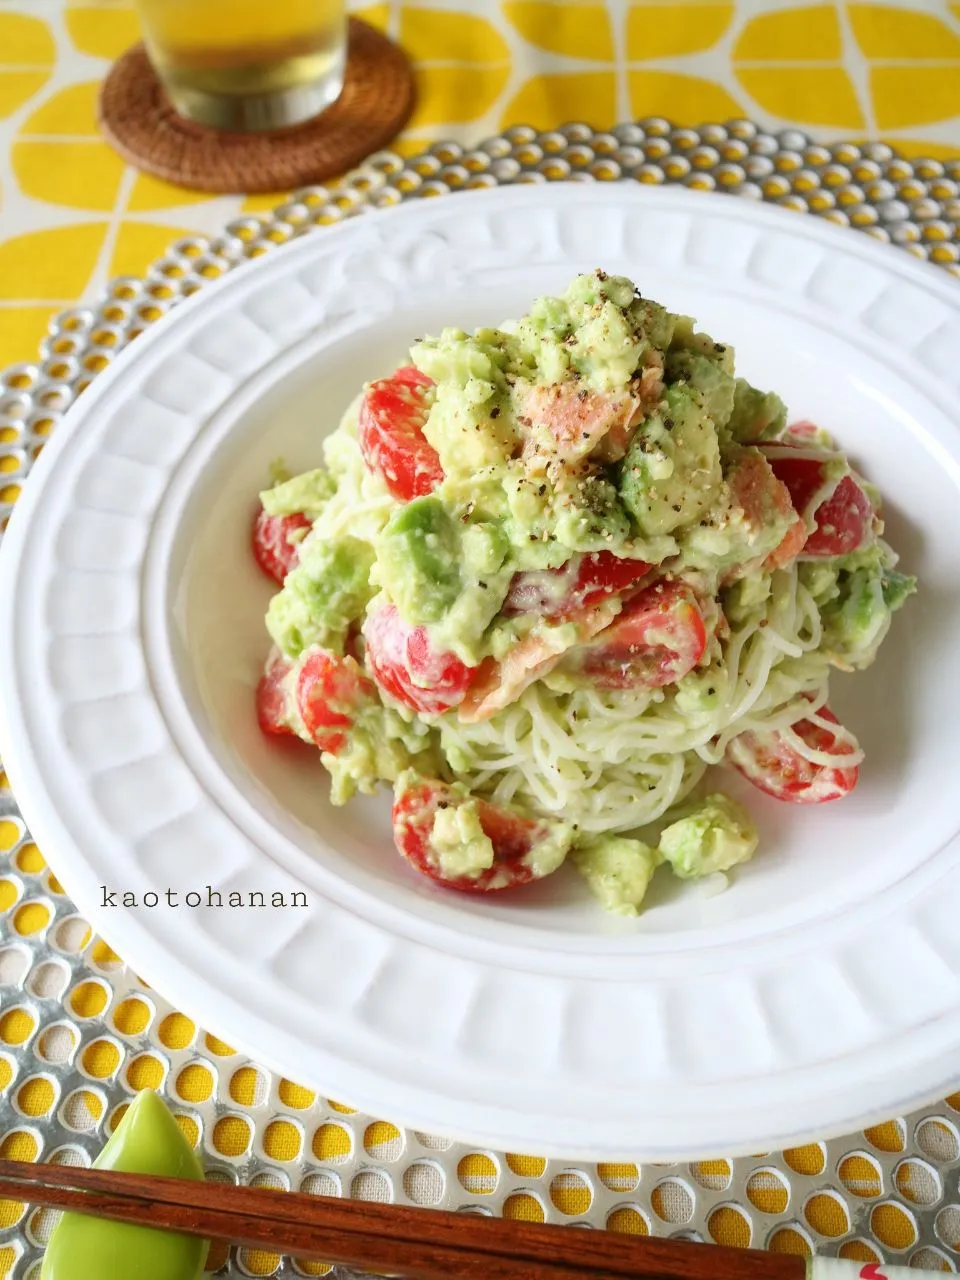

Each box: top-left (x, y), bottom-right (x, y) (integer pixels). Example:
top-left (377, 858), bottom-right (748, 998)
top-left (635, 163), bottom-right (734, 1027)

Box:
top-left (253, 271), bottom-right (915, 915)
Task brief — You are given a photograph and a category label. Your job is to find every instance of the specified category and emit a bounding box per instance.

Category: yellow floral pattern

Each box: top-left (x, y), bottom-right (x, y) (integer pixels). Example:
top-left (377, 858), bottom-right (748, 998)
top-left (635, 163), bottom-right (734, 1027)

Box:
top-left (0, 0), bottom-right (957, 367)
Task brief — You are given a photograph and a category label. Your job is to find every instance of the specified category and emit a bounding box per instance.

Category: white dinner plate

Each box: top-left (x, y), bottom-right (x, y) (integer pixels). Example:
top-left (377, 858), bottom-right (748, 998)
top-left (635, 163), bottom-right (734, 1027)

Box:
top-left (2, 184), bottom-right (959, 1161)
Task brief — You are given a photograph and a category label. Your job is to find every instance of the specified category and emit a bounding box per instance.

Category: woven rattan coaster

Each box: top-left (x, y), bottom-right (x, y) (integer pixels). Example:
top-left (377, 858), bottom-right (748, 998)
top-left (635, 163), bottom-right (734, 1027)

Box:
top-left (98, 19), bottom-right (415, 194)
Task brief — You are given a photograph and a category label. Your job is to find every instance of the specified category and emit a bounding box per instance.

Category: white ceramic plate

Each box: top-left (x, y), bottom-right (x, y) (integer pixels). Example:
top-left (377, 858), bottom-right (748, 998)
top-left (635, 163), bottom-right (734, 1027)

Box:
top-left (2, 184), bottom-right (959, 1161)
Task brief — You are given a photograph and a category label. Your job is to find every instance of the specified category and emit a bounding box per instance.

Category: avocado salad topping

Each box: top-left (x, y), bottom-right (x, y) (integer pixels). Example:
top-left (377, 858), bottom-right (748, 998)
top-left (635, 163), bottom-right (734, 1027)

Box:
top-left (253, 271), bottom-right (915, 916)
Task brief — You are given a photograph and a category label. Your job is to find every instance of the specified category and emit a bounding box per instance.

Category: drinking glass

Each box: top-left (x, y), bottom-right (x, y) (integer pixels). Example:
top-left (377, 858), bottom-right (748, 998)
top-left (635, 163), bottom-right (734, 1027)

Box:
top-left (134, 0), bottom-right (347, 131)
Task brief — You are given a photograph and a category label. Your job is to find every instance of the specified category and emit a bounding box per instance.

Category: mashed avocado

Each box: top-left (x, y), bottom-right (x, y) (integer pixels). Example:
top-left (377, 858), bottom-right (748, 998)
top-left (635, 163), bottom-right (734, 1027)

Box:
top-left (262, 272), bottom-right (793, 674)
top-left (323, 716), bottom-right (438, 806)
top-left (525, 820), bottom-right (577, 877)
top-left (260, 469), bottom-right (335, 519)
top-left (726, 380), bottom-right (787, 443)
top-left (421, 781), bottom-right (575, 881)
top-left (619, 383), bottom-right (722, 536)
top-left (794, 543), bottom-right (916, 673)
top-left (501, 271), bottom-right (674, 393)
top-left (571, 836), bottom-right (660, 916)
top-left (266, 536), bottom-right (374, 658)
top-left (429, 801), bottom-right (496, 878)
top-left (658, 793), bottom-right (758, 878)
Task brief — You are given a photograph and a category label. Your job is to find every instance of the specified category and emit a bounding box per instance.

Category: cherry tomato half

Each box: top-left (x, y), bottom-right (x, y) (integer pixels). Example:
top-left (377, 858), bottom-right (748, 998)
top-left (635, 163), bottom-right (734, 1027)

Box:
top-left (296, 649), bottom-right (376, 753)
top-left (363, 603), bottom-right (476, 716)
top-left (575, 580), bottom-right (708, 690)
top-left (252, 508), bottom-right (312, 584)
top-left (726, 706), bottom-right (859, 803)
top-left (804, 475), bottom-right (874, 557)
top-left (758, 452), bottom-right (831, 521)
top-left (358, 366), bottom-right (443, 502)
top-left (392, 776), bottom-right (560, 893)
top-left (762, 449), bottom-right (874, 558)
top-left (256, 649), bottom-right (296, 736)
top-left (503, 550), bottom-right (652, 619)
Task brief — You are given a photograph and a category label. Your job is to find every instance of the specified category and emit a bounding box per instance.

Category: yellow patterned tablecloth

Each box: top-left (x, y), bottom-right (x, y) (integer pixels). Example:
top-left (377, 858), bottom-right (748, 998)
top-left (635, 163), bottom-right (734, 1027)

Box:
top-left (0, 0), bottom-right (959, 372)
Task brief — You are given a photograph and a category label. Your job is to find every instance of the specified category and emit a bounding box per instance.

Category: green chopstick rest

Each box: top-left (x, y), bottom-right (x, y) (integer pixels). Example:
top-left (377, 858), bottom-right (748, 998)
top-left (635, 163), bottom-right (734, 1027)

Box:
top-left (41, 1089), bottom-right (208, 1280)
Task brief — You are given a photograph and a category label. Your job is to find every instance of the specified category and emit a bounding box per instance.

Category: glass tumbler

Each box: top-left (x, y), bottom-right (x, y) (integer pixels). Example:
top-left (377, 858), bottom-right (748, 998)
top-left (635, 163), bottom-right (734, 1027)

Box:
top-left (133, 0), bottom-right (347, 131)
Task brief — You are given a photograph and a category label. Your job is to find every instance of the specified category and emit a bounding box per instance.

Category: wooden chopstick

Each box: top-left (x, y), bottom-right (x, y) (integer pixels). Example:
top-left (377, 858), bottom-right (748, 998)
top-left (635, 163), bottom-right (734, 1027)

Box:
top-left (0, 1159), bottom-right (805, 1280)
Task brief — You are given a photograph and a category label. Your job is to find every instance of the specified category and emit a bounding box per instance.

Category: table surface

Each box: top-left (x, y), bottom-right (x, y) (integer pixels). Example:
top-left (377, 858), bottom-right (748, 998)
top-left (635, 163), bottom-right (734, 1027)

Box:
top-left (0, 0), bottom-right (959, 372)
top-left (1, 2), bottom-right (960, 1277)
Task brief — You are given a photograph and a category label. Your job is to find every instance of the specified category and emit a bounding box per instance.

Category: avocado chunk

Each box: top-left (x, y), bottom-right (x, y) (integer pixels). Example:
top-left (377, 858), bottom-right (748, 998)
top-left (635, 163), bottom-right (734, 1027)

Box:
top-left (669, 315), bottom-right (736, 372)
top-left (260, 468), bottom-right (336, 519)
top-left (726, 378), bottom-right (787, 443)
top-left (460, 520), bottom-right (510, 576)
top-left (618, 383), bottom-right (722, 536)
top-left (553, 472), bottom-right (633, 551)
top-left (882, 567), bottom-right (917, 611)
top-left (509, 272), bottom-right (675, 393)
top-left (412, 328), bottom-right (519, 473)
top-left (428, 792), bottom-right (573, 882)
top-left (628, 295), bottom-right (677, 353)
top-left (820, 545), bottom-right (916, 670)
top-left (377, 498), bottom-right (513, 657)
top-left (322, 704), bottom-right (439, 806)
top-left (658, 792), bottom-right (758, 878)
top-left (429, 801), bottom-right (496, 878)
top-left (572, 835), bottom-right (660, 916)
top-left (721, 570), bottom-right (773, 625)
top-left (378, 497), bottom-right (461, 624)
top-left (266, 535), bottom-right (374, 659)
top-left (821, 565), bottom-right (889, 668)
top-left (798, 560), bottom-right (842, 607)
top-left (666, 351), bottom-right (736, 427)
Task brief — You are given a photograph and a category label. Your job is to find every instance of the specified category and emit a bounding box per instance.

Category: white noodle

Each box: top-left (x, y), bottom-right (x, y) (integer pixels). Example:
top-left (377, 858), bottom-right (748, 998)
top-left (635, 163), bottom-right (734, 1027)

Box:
top-left (438, 565), bottom-right (858, 834)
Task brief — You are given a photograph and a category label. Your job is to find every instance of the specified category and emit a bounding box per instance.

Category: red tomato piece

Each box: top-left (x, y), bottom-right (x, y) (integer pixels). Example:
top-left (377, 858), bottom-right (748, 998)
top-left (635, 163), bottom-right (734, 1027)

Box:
top-left (392, 776), bottom-right (559, 893)
top-left (575, 580), bottom-right (708, 690)
top-left (363, 603), bottom-right (476, 716)
top-left (726, 706), bottom-right (859, 803)
top-left (804, 475), bottom-right (874, 557)
top-left (358, 365), bottom-right (443, 502)
top-left (256, 649), bottom-right (295, 737)
top-left (761, 452), bottom-right (833, 519)
top-left (763, 451), bottom-right (874, 558)
top-left (503, 551), bottom-right (652, 619)
top-left (252, 508), bottom-right (312, 584)
top-left (296, 649), bottom-right (376, 753)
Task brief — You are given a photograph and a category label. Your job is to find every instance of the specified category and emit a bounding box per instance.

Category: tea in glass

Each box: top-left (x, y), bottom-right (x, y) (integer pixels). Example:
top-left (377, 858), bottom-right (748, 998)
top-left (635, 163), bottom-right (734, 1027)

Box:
top-left (135, 0), bottom-right (347, 131)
